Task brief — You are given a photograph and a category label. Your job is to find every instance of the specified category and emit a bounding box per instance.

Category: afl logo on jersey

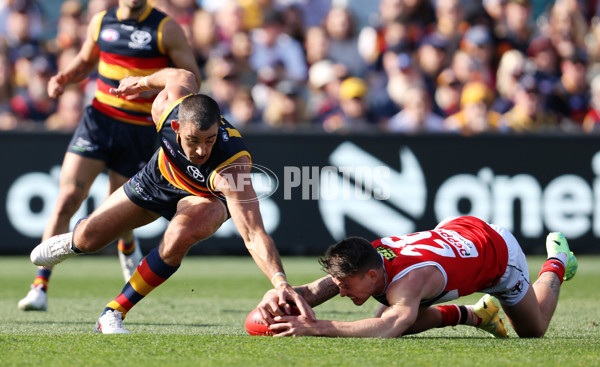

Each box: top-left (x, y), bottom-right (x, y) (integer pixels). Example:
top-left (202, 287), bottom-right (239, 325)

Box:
top-left (187, 166), bottom-right (205, 182)
top-left (100, 29), bottom-right (119, 42)
top-left (129, 30), bottom-right (152, 50)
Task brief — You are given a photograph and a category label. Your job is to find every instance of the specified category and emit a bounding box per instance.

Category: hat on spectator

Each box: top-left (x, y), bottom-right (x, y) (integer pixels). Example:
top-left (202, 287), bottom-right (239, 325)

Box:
top-left (339, 77), bottom-right (367, 100)
top-left (460, 81), bottom-right (493, 107)
top-left (526, 36), bottom-right (554, 58)
top-left (309, 60), bottom-right (336, 89)
top-left (463, 25), bottom-right (493, 47)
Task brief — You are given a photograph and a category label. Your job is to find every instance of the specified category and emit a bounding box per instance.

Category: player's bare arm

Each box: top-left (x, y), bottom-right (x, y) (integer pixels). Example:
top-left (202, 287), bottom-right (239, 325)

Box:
top-left (212, 157), bottom-right (315, 320)
top-left (161, 18), bottom-right (202, 89)
top-left (48, 12), bottom-right (102, 98)
top-left (109, 68), bottom-right (198, 123)
top-left (257, 275), bottom-right (339, 323)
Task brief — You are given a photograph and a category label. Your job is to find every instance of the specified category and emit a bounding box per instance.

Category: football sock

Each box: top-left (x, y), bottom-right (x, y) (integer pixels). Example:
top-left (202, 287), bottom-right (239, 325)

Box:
top-left (435, 305), bottom-right (479, 327)
top-left (118, 238), bottom-right (136, 255)
top-left (32, 268), bottom-right (52, 292)
top-left (539, 258), bottom-right (565, 284)
top-left (104, 247), bottom-right (179, 318)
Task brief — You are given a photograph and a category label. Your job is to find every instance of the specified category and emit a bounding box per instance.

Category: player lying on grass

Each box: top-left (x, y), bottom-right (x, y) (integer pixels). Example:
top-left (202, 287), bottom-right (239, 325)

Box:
top-left (29, 67), bottom-right (314, 333)
top-left (257, 216), bottom-right (578, 338)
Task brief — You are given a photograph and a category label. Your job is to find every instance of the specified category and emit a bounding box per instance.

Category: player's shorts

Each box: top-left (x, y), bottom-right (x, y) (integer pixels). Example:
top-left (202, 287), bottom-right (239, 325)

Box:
top-left (123, 150), bottom-right (229, 220)
top-left (481, 224), bottom-right (530, 306)
top-left (67, 105), bottom-right (158, 178)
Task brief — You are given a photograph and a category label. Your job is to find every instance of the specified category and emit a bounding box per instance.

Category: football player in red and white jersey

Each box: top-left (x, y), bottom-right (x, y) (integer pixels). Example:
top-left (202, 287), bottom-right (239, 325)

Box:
top-left (258, 216), bottom-right (578, 338)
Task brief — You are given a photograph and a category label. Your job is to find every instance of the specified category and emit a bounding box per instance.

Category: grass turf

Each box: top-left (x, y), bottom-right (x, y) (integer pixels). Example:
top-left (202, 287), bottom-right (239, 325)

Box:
top-left (1, 255), bottom-right (599, 367)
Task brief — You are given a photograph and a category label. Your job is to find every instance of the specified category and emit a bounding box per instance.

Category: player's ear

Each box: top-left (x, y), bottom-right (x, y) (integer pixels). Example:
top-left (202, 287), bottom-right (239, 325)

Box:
top-left (367, 269), bottom-right (378, 281)
top-left (171, 120), bottom-right (180, 133)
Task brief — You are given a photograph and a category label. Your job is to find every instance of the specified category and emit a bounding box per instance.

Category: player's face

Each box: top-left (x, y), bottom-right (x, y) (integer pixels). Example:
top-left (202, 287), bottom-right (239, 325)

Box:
top-left (332, 272), bottom-right (377, 306)
top-left (176, 120), bottom-right (219, 165)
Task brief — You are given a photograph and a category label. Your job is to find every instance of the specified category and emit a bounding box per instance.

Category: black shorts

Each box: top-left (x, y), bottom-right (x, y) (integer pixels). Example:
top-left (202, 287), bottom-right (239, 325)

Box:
top-left (123, 150), bottom-right (229, 220)
top-left (67, 105), bottom-right (158, 178)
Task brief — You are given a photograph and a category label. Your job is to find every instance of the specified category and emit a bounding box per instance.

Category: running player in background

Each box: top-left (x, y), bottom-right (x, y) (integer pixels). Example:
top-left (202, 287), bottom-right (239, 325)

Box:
top-left (18, 0), bottom-right (202, 311)
top-left (257, 216), bottom-right (578, 338)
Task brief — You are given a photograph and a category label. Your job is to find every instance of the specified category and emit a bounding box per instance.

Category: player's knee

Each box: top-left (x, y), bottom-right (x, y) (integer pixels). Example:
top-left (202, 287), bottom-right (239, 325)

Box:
top-left (516, 326), bottom-right (546, 338)
top-left (55, 190), bottom-right (87, 217)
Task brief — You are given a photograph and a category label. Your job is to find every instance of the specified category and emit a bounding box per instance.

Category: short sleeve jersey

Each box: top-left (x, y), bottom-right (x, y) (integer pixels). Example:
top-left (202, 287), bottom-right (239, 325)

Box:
top-left (155, 95), bottom-right (250, 197)
top-left (372, 216), bottom-right (509, 306)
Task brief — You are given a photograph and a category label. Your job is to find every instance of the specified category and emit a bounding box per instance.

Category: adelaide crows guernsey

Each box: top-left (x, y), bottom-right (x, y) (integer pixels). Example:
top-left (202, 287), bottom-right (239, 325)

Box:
top-left (372, 216), bottom-right (509, 307)
top-left (93, 6), bottom-right (170, 125)
top-left (156, 95), bottom-right (251, 197)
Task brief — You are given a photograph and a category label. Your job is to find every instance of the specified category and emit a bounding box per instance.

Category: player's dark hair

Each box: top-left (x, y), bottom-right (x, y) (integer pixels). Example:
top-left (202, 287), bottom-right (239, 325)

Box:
top-left (179, 94), bottom-right (221, 130)
top-left (319, 237), bottom-right (381, 278)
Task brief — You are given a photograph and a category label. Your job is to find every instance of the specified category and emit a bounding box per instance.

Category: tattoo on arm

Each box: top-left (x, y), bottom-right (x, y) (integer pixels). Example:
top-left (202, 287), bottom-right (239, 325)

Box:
top-left (537, 272), bottom-right (561, 297)
top-left (294, 276), bottom-right (339, 307)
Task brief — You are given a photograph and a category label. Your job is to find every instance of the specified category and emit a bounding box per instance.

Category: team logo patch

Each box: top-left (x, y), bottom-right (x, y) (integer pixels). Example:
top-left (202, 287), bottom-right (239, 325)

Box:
top-left (187, 166), bottom-right (205, 182)
top-left (376, 246), bottom-right (397, 261)
top-left (129, 30), bottom-right (152, 50)
top-left (221, 129), bottom-right (229, 142)
top-left (100, 29), bottom-right (119, 42)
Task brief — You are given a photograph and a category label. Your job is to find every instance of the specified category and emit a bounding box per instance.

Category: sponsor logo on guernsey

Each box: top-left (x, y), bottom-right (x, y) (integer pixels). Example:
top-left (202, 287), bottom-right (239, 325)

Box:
top-left (186, 166), bottom-right (205, 182)
top-left (376, 246), bottom-right (397, 261)
top-left (129, 30), bottom-right (152, 50)
top-left (100, 29), bottom-right (119, 42)
top-left (162, 138), bottom-right (175, 156)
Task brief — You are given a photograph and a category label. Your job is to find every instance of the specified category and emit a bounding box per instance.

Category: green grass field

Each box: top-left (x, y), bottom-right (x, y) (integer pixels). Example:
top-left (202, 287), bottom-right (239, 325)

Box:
top-left (1, 255), bottom-right (599, 367)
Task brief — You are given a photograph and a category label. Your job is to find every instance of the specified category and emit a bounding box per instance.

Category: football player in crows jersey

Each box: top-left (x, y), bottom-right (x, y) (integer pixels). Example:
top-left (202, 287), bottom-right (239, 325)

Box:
top-left (30, 67), bottom-right (314, 333)
top-left (257, 216), bottom-right (578, 338)
top-left (18, 0), bottom-right (202, 311)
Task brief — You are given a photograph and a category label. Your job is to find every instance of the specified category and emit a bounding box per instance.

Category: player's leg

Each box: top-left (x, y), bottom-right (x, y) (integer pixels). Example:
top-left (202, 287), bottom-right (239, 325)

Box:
top-left (501, 232), bottom-right (578, 337)
top-left (107, 170), bottom-right (143, 281)
top-left (95, 196), bottom-right (228, 334)
top-left (18, 153), bottom-right (105, 311)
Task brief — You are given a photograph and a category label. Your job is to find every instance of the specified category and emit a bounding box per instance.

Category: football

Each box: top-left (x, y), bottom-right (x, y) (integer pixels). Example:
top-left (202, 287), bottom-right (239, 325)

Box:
top-left (244, 306), bottom-right (301, 336)
top-left (244, 308), bottom-right (273, 336)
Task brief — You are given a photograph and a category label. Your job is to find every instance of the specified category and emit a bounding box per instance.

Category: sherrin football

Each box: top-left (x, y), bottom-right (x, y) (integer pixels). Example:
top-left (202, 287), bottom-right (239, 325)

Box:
top-left (245, 308), bottom-right (274, 336)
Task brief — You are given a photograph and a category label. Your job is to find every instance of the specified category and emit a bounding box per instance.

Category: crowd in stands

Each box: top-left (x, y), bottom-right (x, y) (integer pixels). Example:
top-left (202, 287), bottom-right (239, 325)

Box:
top-left (1, 0), bottom-right (600, 134)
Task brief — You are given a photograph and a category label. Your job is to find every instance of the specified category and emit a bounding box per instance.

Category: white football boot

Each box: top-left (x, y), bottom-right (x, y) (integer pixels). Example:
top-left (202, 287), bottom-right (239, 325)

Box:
top-left (17, 284), bottom-right (47, 311)
top-left (30, 233), bottom-right (79, 266)
top-left (94, 310), bottom-right (130, 334)
top-left (118, 239), bottom-right (143, 281)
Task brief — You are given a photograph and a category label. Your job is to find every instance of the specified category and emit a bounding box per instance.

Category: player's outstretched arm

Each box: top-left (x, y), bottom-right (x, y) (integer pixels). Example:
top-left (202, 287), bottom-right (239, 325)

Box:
top-left (213, 156), bottom-right (315, 321)
top-left (109, 68), bottom-right (198, 124)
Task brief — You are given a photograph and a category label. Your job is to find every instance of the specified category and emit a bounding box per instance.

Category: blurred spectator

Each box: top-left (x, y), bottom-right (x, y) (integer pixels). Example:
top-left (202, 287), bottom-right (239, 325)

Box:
top-left (263, 80), bottom-right (308, 128)
top-left (548, 0), bottom-right (588, 59)
top-left (450, 50), bottom-right (480, 85)
top-left (214, 0), bottom-right (245, 45)
top-left (500, 0), bottom-right (533, 53)
top-left (461, 25), bottom-right (496, 87)
top-left (492, 49), bottom-right (526, 113)
top-left (280, 5), bottom-right (305, 44)
top-left (202, 48), bottom-right (239, 117)
top-left (4, 7), bottom-right (43, 64)
top-left (434, 67), bottom-right (463, 117)
top-left (304, 26), bottom-right (329, 66)
top-left (273, 0), bottom-right (331, 29)
top-left (0, 50), bottom-right (17, 130)
top-left (433, 0), bottom-right (468, 54)
top-left (45, 84), bottom-right (83, 131)
top-left (526, 36), bottom-right (560, 95)
top-left (307, 59), bottom-right (347, 123)
top-left (583, 74), bottom-right (600, 133)
top-left (249, 9), bottom-right (307, 82)
top-left (444, 81), bottom-right (507, 135)
top-left (0, 0), bottom-right (44, 42)
top-left (322, 77), bottom-right (378, 132)
top-left (53, 0), bottom-right (85, 51)
top-left (225, 87), bottom-right (261, 128)
top-left (546, 48), bottom-right (590, 128)
top-left (323, 6), bottom-right (366, 77)
top-left (386, 84), bottom-right (445, 133)
top-left (230, 31), bottom-right (258, 87)
top-left (415, 33), bottom-right (449, 95)
top-left (189, 9), bottom-right (218, 71)
top-left (10, 55), bottom-right (56, 126)
top-left (357, 0), bottom-right (406, 64)
top-left (503, 74), bottom-right (558, 133)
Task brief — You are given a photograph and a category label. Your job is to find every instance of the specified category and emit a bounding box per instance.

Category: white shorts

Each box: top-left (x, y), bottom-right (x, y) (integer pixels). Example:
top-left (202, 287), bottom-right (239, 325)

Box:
top-left (481, 224), bottom-right (531, 306)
